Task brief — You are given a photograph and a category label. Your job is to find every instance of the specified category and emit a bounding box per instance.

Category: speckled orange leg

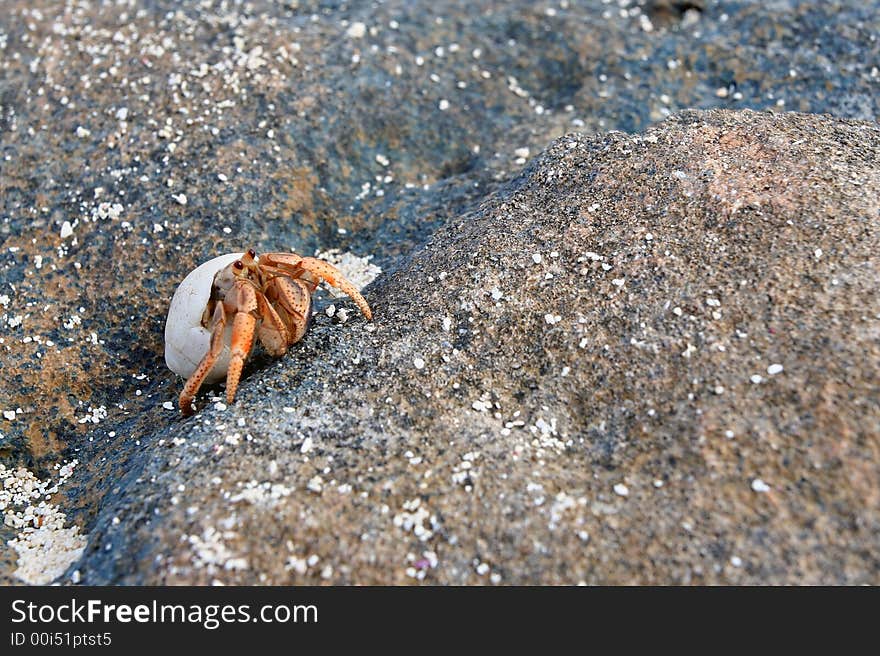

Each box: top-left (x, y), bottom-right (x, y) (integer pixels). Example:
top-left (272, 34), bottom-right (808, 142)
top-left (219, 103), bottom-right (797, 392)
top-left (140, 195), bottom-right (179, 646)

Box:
top-left (255, 291), bottom-right (290, 356)
top-left (307, 258), bottom-right (371, 320)
top-left (265, 276), bottom-right (312, 344)
top-left (225, 311), bottom-right (257, 405)
top-left (179, 302), bottom-right (227, 416)
top-left (261, 253), bottom-right (372, 320)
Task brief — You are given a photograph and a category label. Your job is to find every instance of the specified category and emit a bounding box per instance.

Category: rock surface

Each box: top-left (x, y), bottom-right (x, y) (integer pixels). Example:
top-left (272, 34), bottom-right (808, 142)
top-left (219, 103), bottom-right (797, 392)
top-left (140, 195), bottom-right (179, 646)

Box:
top-left (0, 1), bottom-right (878, 584)
top-left (54, 109), bottom-right (880, 585)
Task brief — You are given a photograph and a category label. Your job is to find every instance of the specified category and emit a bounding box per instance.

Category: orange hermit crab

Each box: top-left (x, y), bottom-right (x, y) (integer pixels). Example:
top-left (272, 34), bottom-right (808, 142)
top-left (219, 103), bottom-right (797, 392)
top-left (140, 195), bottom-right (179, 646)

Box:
top-left (164, 249), bottom-right (372, 415)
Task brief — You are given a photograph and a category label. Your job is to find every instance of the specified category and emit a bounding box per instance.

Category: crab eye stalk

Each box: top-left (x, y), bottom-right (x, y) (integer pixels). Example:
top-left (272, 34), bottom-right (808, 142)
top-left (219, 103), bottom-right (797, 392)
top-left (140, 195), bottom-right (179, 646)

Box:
top-left (247, 248), bottom-right (256, 258)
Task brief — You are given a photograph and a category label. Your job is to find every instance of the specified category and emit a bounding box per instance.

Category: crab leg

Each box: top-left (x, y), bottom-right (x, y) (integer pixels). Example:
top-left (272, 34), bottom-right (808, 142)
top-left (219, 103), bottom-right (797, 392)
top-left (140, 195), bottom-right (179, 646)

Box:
top-left (179, 302), bottom-right (228, 416)
top-left (255, 291), bottom-right (291, 356)
top-left (224, 283), bottom-right (260, 405)
top-left (265, 276), bottom-right (313, 344)
top-left (260, 253), bottom-right (372, 320)
top-left (301, 257), bottom-right (372, 320)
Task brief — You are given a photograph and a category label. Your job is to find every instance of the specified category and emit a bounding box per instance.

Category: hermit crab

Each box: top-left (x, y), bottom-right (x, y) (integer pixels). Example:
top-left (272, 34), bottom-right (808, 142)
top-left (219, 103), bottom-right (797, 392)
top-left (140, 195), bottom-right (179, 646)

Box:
top-left (164, 249), bottom-right (372, 415)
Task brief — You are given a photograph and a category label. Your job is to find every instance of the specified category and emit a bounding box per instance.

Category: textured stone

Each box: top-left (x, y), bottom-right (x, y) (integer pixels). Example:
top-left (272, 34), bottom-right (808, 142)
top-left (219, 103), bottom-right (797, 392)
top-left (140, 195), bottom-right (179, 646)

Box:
top-left (1, 0), bottom-right (878, 584)
top-left (78, 109), bottom-right (880, 585)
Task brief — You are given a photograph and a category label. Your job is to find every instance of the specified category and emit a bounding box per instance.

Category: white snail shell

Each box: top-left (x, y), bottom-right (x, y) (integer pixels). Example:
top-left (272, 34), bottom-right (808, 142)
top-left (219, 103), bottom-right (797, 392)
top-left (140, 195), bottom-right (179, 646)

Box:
top-left (164, 252), bottom-right (243, 383)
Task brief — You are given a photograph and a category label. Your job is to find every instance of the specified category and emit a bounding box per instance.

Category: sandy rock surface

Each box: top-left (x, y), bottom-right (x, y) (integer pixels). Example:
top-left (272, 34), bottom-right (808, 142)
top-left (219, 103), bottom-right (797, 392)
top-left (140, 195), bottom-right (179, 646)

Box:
top-left (0, 1), bottom-right (878, 584)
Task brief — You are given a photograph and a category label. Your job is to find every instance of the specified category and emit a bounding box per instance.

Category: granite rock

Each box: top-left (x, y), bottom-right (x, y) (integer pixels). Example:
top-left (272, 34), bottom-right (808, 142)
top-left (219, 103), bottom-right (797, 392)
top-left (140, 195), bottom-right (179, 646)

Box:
top-left (0, 0), bottom-right (878, 584)
top-left (76, 109), bottom-right (880, 584)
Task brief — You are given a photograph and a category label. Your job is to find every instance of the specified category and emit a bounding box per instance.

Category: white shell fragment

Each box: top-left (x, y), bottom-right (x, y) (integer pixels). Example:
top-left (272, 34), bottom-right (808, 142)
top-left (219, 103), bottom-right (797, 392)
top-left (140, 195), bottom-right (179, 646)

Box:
top-left (164, 253), bottom-right (243, 383)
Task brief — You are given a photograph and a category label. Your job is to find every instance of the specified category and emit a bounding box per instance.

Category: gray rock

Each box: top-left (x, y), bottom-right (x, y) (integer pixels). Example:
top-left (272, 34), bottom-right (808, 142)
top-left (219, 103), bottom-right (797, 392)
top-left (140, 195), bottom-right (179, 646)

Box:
top-left (80, 109), bottom-right (880, 584)
top-left (0, 0), bottom-right (878, 584)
